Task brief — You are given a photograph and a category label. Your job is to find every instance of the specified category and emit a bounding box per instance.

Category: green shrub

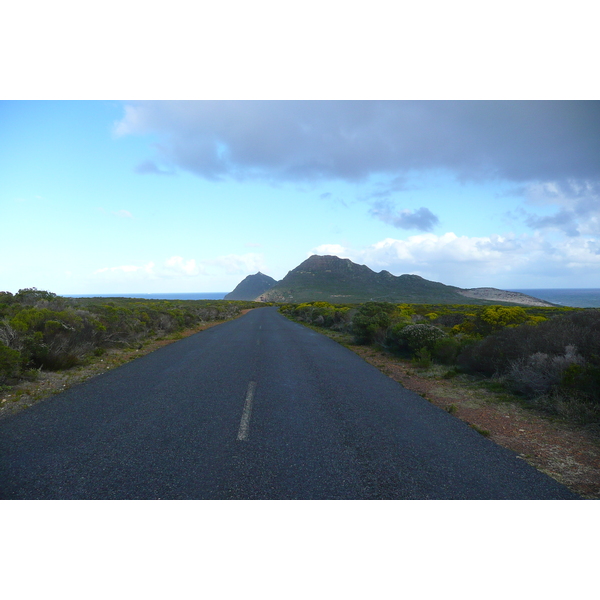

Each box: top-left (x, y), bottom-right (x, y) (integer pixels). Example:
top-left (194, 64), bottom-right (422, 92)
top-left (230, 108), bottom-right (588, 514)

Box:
top-left (533, 389), bottom-right (600, 426)
top-left (0, 343), bottom-right (21, 383)
top-left (506, 345), bottom-right (584, 396)
top-left (457, 309), bottom-right (600, 378)
top-left (14, 288), bottom-right (59, 306)
top-left (285, 301), bottom-right (353, 331)
top-left (431, 337), bottom-right (462, 365)
top-left (456, 310), bottom-right (600, 424)
top-left (396, 323), bottom-right (447, 353)
top-left (385, 321), bottom-right (410, 352)
top-left (412, 347), bottom-right (432, 368)
top-left (558, 360), bottom-right (600, 404)
top-left (479, 306), bottom-right (529, 333)
top-left (351, 302), bottom-right (397, 345)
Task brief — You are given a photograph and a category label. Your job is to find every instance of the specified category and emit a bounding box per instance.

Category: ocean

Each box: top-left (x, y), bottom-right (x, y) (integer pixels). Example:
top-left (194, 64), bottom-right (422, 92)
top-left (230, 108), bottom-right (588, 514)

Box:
top-left (65, 289), bottom-right (600, 308)
top-left (510, 289), bottom-right (600, 308)
top-left (65, 293), bottom-right (227, 301)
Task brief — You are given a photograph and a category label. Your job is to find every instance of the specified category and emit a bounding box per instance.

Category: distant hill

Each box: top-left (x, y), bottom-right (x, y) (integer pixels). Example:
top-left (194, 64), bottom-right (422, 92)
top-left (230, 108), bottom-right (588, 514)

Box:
top-left (255, 255), bottom-right (554, 306)
top-left (455, 287), bottom-right (553, 306)
top-left (224, 272), bottom-right (278, 300)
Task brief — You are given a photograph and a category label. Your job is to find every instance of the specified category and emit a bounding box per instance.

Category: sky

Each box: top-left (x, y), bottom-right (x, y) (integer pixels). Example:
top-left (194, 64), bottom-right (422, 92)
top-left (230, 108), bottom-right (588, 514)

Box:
top-left (2, 99), bottom-right (600, 294)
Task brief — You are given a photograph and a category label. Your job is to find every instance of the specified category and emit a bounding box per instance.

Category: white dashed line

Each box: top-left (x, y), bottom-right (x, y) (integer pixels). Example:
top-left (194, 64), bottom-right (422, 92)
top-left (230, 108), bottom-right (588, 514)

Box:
top-left (237, 381), bottom-right (257, 441)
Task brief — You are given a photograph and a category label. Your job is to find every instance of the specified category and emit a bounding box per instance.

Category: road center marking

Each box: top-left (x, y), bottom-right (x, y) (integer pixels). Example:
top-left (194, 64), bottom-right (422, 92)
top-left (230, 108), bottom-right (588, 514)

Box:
top-left (237, 381), bottom-right (257, 442)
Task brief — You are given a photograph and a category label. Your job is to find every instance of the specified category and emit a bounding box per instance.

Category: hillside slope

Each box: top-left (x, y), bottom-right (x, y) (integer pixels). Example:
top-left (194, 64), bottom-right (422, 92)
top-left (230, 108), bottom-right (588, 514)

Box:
top-left (457, 287), bottom-right (554, 307)
top-left (224, 272), bottom-right (277, 300)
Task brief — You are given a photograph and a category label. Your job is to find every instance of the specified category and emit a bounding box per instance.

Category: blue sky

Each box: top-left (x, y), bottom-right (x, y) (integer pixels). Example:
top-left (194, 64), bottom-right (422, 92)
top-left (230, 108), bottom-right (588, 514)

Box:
top-left (2, 100), bottom-right (600, 294)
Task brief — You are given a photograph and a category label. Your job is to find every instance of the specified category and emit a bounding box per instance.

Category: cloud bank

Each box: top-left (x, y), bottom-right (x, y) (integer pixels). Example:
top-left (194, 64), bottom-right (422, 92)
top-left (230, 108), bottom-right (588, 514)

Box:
top-left (312, 231), bottom-right (600, 288)
top-left (520, 179), bottom-right (600, 237)
top-left (115, 101), bottom-right (600, 185)
top-left (93, 253), bottom-right (264, 284)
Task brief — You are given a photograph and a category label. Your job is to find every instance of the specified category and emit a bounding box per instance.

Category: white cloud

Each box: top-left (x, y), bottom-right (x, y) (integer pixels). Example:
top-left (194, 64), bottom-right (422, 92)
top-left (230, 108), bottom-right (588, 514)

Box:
top-left (312, 244), bottom-right (349, 258)
top-left (522, 179), bottom-right (600, 237)
top-left (360, 233), bottom-right (526, 275)
top-left (164, 256), bottom-right (200, 276)
top-left (92, 253), bottom-right (264, 283)
top-left (312, 231), bottom-right (600, 288)
top-left (113, 105), bottom-right (146, 138)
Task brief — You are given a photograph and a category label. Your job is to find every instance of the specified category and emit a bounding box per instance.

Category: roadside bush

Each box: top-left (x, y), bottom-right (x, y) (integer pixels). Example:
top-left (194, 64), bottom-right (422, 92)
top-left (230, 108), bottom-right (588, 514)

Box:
top-left (532, 389), bottom-right (600, 426)
top-left (412, 347), bottom-right (433, 369)
top-left (433, 312), bottom-right (468, 328)
top-left (558, 361), bottom-right (600, 404)
top-left (431, 337), bottom-right (463, 365)
top-left (352, 312), bottom-right (390, 345)
top-left (285, 302), bottom-right (353, 331)
top-left (506, 345), bottom-right (584, 396)
top-left (394, 323), bottom-right (447, 353)
top-left (0, 343), bottom-right (21, 383)
top-left (457, 323), bottom-right (538, 376)
top-left (478, 306), bottom-right (529, 334)
top-left (351, 302), bottom-right (397, 345)
top-left (330, 307), bottom-right (354, 332)
top-left (385, 321), bottom-right (410, 352)
top-left (457, 310), bottom-right (600, 377)
top-left (8, 307), bottom-right (105, 370)
top-left (0, 319), bottom-right (20, 350)
top-left (457, 310), bottom-right (600, 425)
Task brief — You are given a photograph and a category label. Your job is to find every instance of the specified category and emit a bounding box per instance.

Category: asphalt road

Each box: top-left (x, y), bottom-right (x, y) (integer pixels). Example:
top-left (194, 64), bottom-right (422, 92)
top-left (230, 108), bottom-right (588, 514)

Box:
top-left (0, 307), bottom-right (579, 499)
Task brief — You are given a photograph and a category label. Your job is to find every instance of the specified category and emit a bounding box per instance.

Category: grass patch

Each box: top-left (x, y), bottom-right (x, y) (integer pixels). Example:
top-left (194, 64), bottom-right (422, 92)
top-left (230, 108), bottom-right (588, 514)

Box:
top-left (470, 423), bottom-right (491, 437)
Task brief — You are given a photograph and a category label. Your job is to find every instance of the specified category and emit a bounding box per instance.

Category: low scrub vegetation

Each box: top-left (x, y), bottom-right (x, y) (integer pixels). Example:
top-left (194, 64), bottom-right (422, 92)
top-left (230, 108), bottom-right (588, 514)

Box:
top-left (280, 300), bottom-right (600, 427)
top-left (0, 288), bottom-right (260, 386)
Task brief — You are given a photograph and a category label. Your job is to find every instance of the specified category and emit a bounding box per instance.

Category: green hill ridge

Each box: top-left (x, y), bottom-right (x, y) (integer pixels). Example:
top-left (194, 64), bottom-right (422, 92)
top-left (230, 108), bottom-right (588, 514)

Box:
top-left (246, 255), bottom-right (554, 306)
top-left (224, 272), bottom-right (278, 300)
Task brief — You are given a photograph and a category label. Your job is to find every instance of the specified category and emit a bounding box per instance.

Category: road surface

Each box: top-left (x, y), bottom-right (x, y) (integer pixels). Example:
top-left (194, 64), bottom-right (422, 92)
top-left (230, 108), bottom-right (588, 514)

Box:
top-left (0, 307), bottom-right (579, 499)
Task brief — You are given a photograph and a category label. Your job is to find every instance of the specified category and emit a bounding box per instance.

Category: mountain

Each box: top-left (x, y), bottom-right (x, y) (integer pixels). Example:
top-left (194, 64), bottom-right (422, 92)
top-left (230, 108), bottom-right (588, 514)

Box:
top-left (224, 272), bottom-right (278, 300)
top-left (255, 255), bottom-right (554, 306)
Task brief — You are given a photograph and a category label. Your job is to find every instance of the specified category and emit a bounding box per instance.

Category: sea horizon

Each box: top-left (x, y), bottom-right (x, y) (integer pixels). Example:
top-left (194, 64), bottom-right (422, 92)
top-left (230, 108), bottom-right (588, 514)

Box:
top-left (509, 288), bottom-right (600, 308)
top-left (61, 289), bottom-right (600, 308)
top-left (64, 292), bottom-right (228, 300)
